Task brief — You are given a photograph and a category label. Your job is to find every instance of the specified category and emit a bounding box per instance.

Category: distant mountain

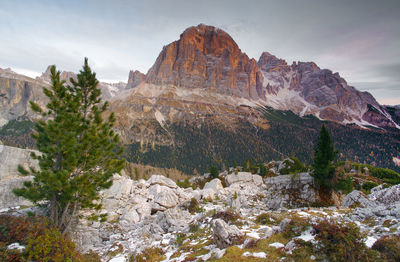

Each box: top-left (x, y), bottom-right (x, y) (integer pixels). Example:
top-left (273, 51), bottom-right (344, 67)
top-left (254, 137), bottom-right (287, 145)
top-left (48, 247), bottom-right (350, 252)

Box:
top-left (1, 24), bottom-right (400, 174)
top-left (38, 65), bottom-right (132, 100)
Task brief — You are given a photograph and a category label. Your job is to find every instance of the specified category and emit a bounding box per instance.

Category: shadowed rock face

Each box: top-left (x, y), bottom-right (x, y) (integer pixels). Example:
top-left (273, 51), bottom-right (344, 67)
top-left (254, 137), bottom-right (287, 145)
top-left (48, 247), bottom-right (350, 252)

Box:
top-left (146, 24), bottom-right (264, 100)
top-left (127, 70), bottom-right (145, 89)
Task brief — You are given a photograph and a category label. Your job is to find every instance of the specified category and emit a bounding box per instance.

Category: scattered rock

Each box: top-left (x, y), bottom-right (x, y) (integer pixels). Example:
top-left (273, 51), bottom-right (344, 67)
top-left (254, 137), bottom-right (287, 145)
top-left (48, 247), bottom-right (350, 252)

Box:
top-left (203, 178), bottom-right (223, 193)
top-left (225, 172), bottom-right (253, 186)
top-left (212, 218), bottom-right (245, 249)
top-left (342, 190), bottom-right (375, 208)
top-left (147, 174), bottom-right (178, 189)
top-left (154, 207), bottom-right (193, 233)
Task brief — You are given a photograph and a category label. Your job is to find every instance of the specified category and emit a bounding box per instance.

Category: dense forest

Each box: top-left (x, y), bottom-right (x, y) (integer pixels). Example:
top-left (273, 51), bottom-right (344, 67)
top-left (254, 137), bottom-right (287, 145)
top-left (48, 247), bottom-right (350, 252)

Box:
top-left (124, 107), bottom-right (400, 174)
top-left (2, 107), bottom-right (400, 175)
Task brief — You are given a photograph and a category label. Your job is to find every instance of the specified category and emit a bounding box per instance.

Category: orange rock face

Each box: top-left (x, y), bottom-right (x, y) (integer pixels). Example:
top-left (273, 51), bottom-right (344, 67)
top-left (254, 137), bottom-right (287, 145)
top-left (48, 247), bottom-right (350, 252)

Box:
top-left (146, 24), bottom-right (264, 99)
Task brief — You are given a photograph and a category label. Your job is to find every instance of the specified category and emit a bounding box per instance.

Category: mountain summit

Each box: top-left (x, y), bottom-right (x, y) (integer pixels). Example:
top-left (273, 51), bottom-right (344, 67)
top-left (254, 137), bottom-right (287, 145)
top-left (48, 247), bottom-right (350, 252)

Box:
top-left (144, 24), bottom-right (398, 129)
top-left (146, 24), bottom-right (264, 100)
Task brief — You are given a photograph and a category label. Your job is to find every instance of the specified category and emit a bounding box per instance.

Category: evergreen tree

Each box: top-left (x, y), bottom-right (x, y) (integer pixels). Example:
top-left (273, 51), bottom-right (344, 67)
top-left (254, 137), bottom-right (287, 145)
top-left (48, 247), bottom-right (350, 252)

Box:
top-left (312, 125), bottom-right (336, 191)
top-left (14, 58), bottom-right (125, 234)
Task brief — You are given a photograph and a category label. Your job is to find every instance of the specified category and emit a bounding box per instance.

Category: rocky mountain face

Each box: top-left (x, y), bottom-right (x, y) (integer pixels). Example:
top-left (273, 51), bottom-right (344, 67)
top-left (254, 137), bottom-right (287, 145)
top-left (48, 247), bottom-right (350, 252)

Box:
top-left (127, 70), bottom-right (145, 89)
top-left (257, 52), bottom-right (399, 128)
top-left (143, 24), bottom-right (398, 129)
top-left (1, 24), bottom-right (400, 174)
top-left (0, 69), bottom-right (48, 126)
top-left (39, 65), bottom-right (131, 100)
top-left (146, 24), bottom-right (264, 100)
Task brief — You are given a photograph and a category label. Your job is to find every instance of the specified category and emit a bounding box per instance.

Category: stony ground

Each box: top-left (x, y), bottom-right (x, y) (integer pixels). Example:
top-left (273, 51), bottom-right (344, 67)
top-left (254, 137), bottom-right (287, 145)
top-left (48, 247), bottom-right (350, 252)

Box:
top-left (3, 167), bottom-right (400, 261)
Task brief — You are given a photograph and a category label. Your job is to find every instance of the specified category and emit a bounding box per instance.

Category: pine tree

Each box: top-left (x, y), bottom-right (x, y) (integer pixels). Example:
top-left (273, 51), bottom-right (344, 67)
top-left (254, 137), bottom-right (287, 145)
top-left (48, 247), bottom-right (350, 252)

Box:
top-left (312, 125), bottom-right (336, 191)
top-left (14, 58), bottom-right (125, 234)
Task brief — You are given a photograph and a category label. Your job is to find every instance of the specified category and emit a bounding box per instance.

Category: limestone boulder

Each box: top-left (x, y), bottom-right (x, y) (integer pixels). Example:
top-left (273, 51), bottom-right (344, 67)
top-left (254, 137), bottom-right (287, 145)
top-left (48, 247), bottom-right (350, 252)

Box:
top-left (149, 185), bottom-right (179, 209)
top-left (154, 207), bottom-right (193, 233)
top-left (121, 206), bottom-right (140, 224)
top-left (225, 172), bottom-right (253, 186)
top-left (204, 178), bottom-right (223, 193)
top-left (148, 175), bottom-right (177, 189)
top-left (342, 190), bottom-right (375, 208)
top-left (212, 219), bottom-right (244, 248)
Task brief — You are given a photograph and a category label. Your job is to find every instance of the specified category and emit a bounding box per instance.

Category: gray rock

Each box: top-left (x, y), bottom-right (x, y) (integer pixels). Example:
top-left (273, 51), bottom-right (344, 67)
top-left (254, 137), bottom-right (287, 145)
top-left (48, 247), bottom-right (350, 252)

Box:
top-left (212, 218), bottom-right (244, 249)
top-left (261, 226), bottom-right (274, 238)
top-left (279, 218), bottom-right (291, 232)
top-left (148, 174), bottom-right (177, 189)
top-left (204, 178), bottom-right (223, 192)
top-left (342, 190), bottom-right (375, 208)
top-left (121, 206), bottom-right (140, 224)
top-left (0, 146), bottom-right (40, 209)
top-left (252, 174), bottom-right (264, 186)
top-left (213, 248), bottom-right (226, 259)
top-left (149, 185), bottom-right (179, 208)
top-left (369, 184), bottom-right (400, 205)
top-left (201, 188), bottom-right (215, 200)
top-left (103, 175), bottom-right (133, 199)
top-left (0, 177), bottom-right (33, 209)
top-left (225, 172), bottom-right (254, 186)
top-left (154, 207), bottom-right (193, 233)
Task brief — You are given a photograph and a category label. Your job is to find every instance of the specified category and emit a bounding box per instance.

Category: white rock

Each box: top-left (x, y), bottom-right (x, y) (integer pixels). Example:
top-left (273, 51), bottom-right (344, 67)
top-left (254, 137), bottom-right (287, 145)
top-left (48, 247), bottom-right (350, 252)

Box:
top-left (212, 218), bottom-right (244, 248)
top-left (108, 255), bottom-right (126, 262)
top-left (204, 178), bottom-right (224, 192)
top-left (269, 242), bottom-right (285, 248)
top-left (121, 206), bottom-right (140, 224)
top-left (155, 189), bottom-right (179, 208)
top-left (104, 175), bottom-right (133, 199)
top-left (252, 174), bottom-right (264, 186)
top-left (147, 174), bottom-right (177, 188)
top-left (202, 188), bottom-right (215, 200)
top-left (225, 172), bottom-right (253, 186)
top-left (135, 202), bottom-right (152, 220)
top-left (154, 207), bottom-right (193, 233)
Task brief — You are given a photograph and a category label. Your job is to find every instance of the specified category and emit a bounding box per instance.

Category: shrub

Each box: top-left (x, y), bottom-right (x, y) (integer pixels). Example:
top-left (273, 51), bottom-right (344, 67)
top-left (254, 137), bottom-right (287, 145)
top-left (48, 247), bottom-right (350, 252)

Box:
top-left (176, 178), bottom-right (194, 189)
top-left (362, 182), bottom-right (378, 193)
top-left (188, 198), bottom-right (203, 214)
top-left (281, 217), bottom-right (311, 239)
top-left (280, 157), bottom-right (307, 175)
top-left (207, 166), bottom-right (219, 179)
top-left (334, 177), bottom-right (354, 194)
top-left (313, 220), bottom-right (380, 261)
top-left (25, 228), bottom-right (79, 262)
top-left (258, 164), bottom-right (267, 176)
top-left (0, 214), bottom-right (100, 262)
top-left (255, 213), bottom-right (283, 225)
top-left (372, 234), bottom-right (400, 261)
top-left (370, 168), bottom-right (400, 185)
top-left (213, 210), bottom-right (241, 224)
top-left (135, 247), bottom-right (165, 262)
top-left (0, 215), bottom-right (48, 244)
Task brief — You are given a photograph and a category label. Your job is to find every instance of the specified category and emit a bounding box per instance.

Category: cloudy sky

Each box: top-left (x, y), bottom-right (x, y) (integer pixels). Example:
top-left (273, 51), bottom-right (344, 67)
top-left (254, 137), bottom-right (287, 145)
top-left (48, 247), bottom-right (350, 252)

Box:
top-left (1, 0), bottom-right (399, 105)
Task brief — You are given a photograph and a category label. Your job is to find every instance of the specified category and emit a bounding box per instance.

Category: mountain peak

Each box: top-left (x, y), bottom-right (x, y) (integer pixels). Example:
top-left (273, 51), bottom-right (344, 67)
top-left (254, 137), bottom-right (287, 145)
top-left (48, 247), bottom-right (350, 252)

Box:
top-left (146, 24), bottom-right (264, 99)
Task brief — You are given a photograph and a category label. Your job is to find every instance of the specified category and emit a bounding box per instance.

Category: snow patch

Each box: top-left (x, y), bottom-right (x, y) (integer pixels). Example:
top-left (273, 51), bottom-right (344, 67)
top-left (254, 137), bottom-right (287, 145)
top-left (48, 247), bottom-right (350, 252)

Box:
top-left (365, 236), bottom-right (377, 248)
top-left (243, 251), bottom-right (267, 258)
top-left (155, 110), bottom-right (166, 127)
top-left (269, 242), bottom-right (285, 248)
top-left (295, 228), bottom-right (315, 242)
top-left (7, 243), bottom-right (25, 252)
top-left (246, 232), bottom-right (260, 239)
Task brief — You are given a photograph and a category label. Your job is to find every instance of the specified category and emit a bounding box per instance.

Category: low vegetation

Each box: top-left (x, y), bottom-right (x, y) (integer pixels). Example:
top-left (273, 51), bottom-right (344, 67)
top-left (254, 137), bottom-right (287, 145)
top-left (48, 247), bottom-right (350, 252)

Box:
top-left (0, 214), bottom-right (100, 261)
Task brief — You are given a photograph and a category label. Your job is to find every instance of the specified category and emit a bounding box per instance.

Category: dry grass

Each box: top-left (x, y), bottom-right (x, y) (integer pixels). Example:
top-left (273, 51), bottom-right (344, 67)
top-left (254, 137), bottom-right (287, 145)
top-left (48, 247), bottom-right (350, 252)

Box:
top-left (124, 162), bottom-right (189, 181)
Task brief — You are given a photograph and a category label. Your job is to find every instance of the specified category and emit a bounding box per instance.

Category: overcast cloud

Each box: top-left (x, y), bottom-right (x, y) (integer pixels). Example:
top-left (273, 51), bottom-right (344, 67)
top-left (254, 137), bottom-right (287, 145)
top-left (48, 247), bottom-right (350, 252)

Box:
top-left (0, 0), bottom-right (399, 104)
